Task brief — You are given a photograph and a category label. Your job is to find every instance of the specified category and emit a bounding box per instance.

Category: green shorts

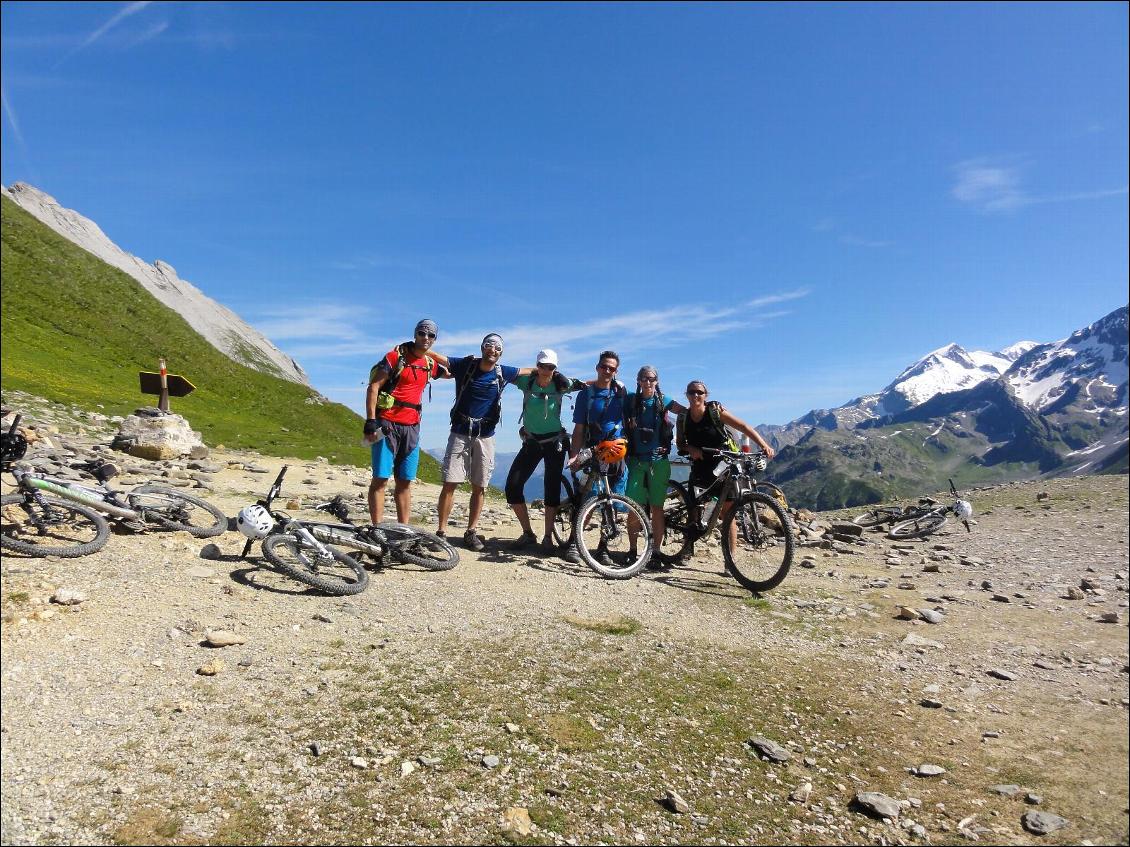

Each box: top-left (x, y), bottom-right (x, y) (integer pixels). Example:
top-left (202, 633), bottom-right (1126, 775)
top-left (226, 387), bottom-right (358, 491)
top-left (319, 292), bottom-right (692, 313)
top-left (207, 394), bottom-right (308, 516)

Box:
top-left (625, 457), bottom-right (671, 508)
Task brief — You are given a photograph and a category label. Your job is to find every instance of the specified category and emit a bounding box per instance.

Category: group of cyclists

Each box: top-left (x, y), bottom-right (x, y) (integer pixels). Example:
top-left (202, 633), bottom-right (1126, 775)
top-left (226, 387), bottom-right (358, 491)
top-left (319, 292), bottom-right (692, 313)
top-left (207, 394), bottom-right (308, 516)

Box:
top-left (363, 318), bottom-right (775, 569)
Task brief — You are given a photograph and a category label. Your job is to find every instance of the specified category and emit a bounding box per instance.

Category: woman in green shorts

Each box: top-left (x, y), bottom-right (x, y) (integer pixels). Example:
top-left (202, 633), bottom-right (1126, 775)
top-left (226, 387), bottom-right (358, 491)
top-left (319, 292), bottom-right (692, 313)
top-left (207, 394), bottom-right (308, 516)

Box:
top-left (624, 365), bottom-right (686, 567)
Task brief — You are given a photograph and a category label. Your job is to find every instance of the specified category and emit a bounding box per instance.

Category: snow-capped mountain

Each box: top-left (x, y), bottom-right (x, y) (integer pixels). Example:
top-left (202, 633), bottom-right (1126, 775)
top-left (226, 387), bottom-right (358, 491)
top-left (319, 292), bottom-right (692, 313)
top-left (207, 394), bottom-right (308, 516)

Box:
top-left (2, 182), bottom-right (310, 386)
top-left (877, 341), bottom-right (1039, 414)
top-left (760, 340), bottom-right (1041, 448)
top-left (1005, 307), bottom-right (1128, 414)
top-left (761, 306), bottom-right (1128, 508)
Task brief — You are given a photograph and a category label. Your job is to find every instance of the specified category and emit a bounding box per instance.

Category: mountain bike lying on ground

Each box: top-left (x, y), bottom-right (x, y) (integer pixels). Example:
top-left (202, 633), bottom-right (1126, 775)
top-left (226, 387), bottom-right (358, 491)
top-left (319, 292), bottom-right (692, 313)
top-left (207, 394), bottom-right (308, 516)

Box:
top-left (553, 441), bottom-right (653, 579)
top-left (885, 480), bottom-right (974, 540)
top-left (1, 414), bottom-right (227, 558)
top-left (236, 466), bottom-right (369, 595)
top-left (661, 449), bottom-right (795, 593)
top-left (309, 495), bottom-right (459, 571)
top-left (851, 497), bottom-right (941, 530)
top-left (849, 480), bottom-right (974, 540)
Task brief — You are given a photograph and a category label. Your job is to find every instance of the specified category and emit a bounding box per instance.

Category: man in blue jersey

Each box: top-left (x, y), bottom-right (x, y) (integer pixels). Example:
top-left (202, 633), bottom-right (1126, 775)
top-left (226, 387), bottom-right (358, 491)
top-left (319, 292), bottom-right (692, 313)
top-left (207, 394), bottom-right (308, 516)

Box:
top-left (566, 350), bottom-right (629, 562)
top-left (435, 333), bottom-right (535, 552)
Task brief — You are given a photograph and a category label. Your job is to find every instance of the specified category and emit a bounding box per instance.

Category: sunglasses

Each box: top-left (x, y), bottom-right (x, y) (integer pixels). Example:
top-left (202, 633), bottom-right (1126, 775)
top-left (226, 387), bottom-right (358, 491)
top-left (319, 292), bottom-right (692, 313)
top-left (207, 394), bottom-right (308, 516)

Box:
top-left (597, 364), bottom-right (617, 372)
top-left (640, 376), bottom-right (658, 383)
top-left (537, 363), bottom-right (556, 370)
top-left (483, 343), bottom-right (502, 352)
top-left (687, 390), bottom-right (706, 397)
top-left (416, 331), bottom-right (436, 339)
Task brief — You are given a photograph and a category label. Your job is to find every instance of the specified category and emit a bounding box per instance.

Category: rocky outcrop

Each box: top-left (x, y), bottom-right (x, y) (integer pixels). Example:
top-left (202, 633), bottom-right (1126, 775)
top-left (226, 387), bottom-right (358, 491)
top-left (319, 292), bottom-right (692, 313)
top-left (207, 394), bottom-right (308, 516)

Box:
top-left (2, 182), bottom-right (309, 386)
top-left (112, 410), bottom-right (208, 461)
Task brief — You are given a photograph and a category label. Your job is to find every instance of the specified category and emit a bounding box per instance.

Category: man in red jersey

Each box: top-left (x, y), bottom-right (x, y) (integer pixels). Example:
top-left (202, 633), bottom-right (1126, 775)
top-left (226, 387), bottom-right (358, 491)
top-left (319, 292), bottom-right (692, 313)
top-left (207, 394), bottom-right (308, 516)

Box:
top-left (364, 319), bottom-right (450, 524)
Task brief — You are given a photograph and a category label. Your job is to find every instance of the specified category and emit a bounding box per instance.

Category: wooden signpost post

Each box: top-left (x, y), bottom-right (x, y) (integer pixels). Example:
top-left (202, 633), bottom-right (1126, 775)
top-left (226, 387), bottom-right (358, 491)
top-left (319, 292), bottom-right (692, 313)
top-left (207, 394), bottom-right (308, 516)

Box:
top-left (138, 358), bottom-right (195, 412)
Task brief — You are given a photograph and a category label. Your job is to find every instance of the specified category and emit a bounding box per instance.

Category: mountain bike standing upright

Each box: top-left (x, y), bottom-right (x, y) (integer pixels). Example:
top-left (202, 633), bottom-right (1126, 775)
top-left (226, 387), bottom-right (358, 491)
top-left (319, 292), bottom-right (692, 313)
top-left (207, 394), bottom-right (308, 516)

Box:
top-left (661, 449), bottom-right (795, 593)
top-left (553, 447), bottom-right (653, 579)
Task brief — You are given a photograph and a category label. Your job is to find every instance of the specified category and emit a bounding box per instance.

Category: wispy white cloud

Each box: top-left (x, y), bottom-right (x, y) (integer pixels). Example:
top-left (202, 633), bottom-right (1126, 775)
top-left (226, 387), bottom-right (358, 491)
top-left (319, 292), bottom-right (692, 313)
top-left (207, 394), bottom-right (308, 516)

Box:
top-left (268, 290), bottom-right (813, 378)
top-left (951, 159), bottom-right (1026, 212)
top-left (812, 218), bottom-right (893, 249)
top-left (952, 158), bottom-right (1128, 214)
top-left (252, 304), bottom-right (372, 342)
top-left (1, 86), bottom-right (38, 183)
top-left (54, 1), bottom-right (153, 68)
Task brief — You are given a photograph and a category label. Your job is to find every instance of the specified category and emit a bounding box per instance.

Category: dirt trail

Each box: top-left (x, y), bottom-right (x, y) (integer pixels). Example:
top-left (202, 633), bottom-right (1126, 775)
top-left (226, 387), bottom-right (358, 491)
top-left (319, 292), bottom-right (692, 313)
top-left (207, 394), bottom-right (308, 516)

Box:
top-left (2, 448), bottom-right (1127, 845)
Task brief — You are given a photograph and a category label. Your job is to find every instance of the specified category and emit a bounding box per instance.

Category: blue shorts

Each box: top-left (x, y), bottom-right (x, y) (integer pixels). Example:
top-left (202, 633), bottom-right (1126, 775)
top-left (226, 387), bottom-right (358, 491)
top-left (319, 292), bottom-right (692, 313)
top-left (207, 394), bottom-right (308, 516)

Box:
top-left (372, 439), bottom-right (420, 481)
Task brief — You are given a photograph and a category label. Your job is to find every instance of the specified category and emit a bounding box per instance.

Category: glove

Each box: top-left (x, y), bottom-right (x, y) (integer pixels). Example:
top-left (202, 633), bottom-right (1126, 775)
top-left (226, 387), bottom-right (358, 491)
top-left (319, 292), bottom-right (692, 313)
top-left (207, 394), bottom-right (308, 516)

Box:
top-left (363, 418), bottom-right (381, 437)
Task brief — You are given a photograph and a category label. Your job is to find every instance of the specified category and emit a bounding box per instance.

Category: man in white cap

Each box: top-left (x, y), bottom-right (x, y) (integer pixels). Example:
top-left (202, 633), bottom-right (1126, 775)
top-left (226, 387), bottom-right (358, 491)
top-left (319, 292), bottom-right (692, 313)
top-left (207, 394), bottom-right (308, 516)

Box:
top-left (504, 349), bottom-right (586, 552)
top-left (435, 333), bottom-right (535, 552)
top-left (364, 319), bottom-right (450, 525)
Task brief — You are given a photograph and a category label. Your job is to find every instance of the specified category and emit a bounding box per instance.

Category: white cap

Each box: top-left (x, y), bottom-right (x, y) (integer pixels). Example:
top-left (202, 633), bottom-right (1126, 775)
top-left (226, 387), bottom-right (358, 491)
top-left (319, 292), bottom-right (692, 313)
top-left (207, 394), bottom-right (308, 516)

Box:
top-left (536, 349), bottom-right (558, 367)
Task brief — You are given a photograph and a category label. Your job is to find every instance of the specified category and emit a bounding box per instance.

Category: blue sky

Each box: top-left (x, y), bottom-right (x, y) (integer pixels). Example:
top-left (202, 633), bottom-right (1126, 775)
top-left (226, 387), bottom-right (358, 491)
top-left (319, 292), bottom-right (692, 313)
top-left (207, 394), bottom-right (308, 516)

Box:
top-left (3, 2), bottom-right (1127, 453)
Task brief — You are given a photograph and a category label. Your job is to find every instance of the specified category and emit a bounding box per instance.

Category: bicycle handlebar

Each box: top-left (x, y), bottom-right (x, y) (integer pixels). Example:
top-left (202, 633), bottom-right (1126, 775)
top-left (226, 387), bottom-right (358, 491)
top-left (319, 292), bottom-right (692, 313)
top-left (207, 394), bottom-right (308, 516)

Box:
top-left (264, 465), bottom-right (289, 508)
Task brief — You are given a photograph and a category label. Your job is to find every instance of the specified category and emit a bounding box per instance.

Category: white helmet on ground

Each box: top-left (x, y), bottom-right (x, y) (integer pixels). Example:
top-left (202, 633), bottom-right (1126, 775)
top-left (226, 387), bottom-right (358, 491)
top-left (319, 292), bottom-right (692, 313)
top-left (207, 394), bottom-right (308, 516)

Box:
top-left (237, 504), bottom-right (273, 539)
top-left (954, 500), bottom-right (974, 520)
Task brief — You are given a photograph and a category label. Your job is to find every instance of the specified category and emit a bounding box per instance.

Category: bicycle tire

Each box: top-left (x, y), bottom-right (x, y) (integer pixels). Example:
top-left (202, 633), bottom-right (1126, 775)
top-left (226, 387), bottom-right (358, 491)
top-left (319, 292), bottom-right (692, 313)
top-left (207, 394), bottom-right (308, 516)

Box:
top-left (887, 512), bottom-right (948, 540)
top-left (722, 492), bottom-right (794, 593)
top-left (551, 476), bottom-right (575, 547)
top-left (378, 522), bottom-right (459, 571)
top-left (574, 493), bottom-right (652, 579)
top-left (851, 509), bottom-right (889, 528)
top-left (660, 480), bottom-right (696, 562)
top-left (1, 493), bottom-right (111, 558)
top-left (261, 533), bottom-right (369, 595)
top-left (130, 485), bottom-right (228, 537)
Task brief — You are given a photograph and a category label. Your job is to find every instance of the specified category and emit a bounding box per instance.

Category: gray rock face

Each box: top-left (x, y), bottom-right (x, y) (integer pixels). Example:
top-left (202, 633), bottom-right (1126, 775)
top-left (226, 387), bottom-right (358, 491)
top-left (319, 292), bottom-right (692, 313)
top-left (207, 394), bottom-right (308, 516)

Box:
top-left (853, 791), bottom-right (901, 819)
top-left (748, 736), bottom-right (792, 763)
top-left (113, 412), bottom-right (205, 461)
top-left (3, 182), bottom-right (310, 386)
top-left (1021, 810), bottom-right (1069, 835)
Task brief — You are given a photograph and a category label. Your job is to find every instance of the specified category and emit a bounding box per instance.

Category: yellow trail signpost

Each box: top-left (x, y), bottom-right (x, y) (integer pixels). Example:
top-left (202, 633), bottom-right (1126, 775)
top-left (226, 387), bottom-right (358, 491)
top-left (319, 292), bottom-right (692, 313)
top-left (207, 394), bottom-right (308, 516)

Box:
top-left (138, 358), bottom-right (195, 413)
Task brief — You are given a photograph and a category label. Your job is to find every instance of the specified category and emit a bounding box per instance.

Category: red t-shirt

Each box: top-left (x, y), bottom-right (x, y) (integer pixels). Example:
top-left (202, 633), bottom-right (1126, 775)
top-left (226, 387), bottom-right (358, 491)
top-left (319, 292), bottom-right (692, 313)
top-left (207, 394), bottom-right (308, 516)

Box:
top-left (375, 346), bottom-right (444, 426)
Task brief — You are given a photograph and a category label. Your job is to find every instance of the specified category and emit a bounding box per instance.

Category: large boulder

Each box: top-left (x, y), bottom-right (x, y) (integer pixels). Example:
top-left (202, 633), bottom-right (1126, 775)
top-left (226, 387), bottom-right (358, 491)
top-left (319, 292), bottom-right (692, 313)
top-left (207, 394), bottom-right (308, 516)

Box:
top-left (112, 409), bottom-right (207, 461)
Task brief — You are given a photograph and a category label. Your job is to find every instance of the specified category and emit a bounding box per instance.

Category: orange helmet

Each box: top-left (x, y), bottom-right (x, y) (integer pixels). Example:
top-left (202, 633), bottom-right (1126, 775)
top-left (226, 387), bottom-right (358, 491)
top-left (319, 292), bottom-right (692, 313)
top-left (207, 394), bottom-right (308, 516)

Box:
top-left (595, 438), bottom-right (628, 464)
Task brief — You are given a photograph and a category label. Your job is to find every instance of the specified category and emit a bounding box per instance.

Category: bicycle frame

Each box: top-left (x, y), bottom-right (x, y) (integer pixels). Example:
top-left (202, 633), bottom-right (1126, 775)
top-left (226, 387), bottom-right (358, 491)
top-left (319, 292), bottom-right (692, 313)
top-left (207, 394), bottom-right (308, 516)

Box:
top-left (685, 450), bottom-right (761, 536)
top-left (12, 469), bottom-right (140, 521)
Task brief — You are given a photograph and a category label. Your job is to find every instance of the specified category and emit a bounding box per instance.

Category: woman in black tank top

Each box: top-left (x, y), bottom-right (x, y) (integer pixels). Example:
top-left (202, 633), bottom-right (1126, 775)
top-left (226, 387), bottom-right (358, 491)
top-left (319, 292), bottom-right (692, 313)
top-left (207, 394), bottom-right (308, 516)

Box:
top-left (679, 381), bottom-right (775, 494)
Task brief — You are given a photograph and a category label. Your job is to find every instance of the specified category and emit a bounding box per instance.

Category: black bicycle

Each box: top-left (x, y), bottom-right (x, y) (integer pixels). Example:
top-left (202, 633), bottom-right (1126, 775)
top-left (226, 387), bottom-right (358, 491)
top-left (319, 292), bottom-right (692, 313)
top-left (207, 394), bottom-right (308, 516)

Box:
top-left (661, 449), bottom-right (794, 593)
top-left (551, 447), bottom-right (652, 579)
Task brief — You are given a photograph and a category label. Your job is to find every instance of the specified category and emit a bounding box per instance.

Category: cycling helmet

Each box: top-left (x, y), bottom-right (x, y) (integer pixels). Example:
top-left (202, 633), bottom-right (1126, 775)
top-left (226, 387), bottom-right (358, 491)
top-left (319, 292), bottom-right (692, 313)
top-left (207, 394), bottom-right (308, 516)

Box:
top-left (753, 454), bottom-right (768, 473)
top-left (237, 504), bottom-right (273, 539)
top-left (595, 438), bottom-right (628, 464)
top-left (954, 500), bottom-right (974, 520)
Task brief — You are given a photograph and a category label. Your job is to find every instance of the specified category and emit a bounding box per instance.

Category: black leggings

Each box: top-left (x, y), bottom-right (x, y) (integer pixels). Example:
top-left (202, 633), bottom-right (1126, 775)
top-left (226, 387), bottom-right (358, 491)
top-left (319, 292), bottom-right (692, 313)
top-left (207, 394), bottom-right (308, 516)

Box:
top-left (505, 435), bottom-right (567, 506)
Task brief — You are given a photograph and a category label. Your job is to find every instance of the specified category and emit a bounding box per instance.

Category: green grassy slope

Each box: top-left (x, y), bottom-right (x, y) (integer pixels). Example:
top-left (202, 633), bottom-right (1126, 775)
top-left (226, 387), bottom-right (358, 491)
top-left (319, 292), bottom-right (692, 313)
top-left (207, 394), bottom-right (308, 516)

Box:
top-left (1, 194), bottom-right (443, 479)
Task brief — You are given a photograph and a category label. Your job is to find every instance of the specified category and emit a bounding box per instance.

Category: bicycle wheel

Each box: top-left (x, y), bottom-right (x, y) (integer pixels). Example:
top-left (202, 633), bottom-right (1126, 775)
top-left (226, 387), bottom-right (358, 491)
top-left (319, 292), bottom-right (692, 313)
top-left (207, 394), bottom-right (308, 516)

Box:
top-left (851, 509), bottom-right (889, 528)
top-left (722, 493), bottom-right (794, 593)
top-left (1, 493), bottom-right (111, 558)
top-left (887, 513), bottom-right (948, 540)
top-left (261, 533), bottom-right (369, 595)
top-left (660, 480), bottom-right (696, 562)
top-left (574, 494), bottom-right (652, 579)
top-left (378, 522), bottom-right (459, 571)
top-left (130, 485), bottom-right (227, 537)
top-left (550, 476), bottom-right (575, 547)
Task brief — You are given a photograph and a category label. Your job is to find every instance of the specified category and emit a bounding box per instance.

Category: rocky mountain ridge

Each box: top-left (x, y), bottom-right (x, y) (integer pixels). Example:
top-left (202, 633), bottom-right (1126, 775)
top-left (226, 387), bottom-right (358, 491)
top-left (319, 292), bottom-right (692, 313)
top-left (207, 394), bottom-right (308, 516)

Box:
top-left (761, 306), bottom-right (1128, 509)
top-left (2, 182), bottom-right (309, 386)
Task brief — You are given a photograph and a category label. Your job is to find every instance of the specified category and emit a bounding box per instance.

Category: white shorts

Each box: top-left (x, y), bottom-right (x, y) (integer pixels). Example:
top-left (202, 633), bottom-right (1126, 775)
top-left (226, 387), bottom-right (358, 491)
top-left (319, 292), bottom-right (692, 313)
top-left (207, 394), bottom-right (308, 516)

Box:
top-left (442, 431), bottom-right (495, 488)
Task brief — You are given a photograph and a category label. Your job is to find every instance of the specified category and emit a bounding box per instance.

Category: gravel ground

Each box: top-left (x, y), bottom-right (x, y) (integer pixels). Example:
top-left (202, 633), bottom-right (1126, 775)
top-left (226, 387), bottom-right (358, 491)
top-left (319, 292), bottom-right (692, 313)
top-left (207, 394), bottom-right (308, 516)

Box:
top-left (1, 413), bottom-right (1127, 846)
